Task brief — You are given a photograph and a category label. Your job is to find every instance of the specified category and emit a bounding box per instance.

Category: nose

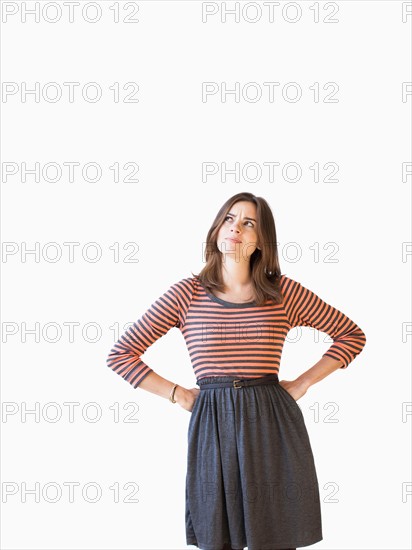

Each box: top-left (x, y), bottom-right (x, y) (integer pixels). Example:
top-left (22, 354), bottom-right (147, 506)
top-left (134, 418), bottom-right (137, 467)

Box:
top-left (230, 221), bottom-right (241, 233)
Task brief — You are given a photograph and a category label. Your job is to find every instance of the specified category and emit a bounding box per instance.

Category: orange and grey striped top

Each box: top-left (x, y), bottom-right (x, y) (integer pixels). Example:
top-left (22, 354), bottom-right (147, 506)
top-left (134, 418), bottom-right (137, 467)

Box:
top-left (106, 274), bottom-right (366, 388)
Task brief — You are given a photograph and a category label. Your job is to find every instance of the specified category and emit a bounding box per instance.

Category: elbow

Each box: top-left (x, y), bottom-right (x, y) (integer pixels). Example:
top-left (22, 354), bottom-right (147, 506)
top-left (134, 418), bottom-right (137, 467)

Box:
top-left (106, 349), bottom-right (117, 370)
top-left (105, 348), bottom-right (147, 389)
top-left (106, 348), bottom-right (129, 376)
top-left (359, 327), bottom-right (367, 353)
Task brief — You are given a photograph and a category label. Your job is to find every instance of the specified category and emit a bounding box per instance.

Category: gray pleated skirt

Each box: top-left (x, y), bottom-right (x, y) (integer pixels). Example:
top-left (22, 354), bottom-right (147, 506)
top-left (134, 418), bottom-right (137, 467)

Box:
top-left (185, 374), bottom-right (323, 550)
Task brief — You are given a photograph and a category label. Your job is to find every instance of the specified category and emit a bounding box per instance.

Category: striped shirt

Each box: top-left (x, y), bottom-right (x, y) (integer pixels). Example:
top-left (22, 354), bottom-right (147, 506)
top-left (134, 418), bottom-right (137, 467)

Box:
top-left (106, 274), bottom-right (366, 388)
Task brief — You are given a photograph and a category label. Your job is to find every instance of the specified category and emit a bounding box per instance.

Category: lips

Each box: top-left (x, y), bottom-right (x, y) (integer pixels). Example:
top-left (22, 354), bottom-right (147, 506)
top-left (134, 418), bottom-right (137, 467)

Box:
top-left (226, 238), bottom-right (242, 244)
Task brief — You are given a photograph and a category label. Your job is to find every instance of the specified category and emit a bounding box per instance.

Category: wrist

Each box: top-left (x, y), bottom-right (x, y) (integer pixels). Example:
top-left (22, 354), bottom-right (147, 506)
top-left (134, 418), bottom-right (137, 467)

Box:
top-left (173, 385), bottom-right (188, 404)
top-left (295, 376), bottom-right (311, 392)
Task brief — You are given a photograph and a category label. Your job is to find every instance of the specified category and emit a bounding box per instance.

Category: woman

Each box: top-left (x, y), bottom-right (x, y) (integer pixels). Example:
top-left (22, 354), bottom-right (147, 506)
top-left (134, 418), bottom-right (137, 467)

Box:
top-left (106, 191), bottom-right (367, 550)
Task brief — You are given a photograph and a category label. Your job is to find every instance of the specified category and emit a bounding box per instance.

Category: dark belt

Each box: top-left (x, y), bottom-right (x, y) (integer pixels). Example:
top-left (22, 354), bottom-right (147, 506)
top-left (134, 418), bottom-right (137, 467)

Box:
top-left (199, 374), bottom-right (279, 390)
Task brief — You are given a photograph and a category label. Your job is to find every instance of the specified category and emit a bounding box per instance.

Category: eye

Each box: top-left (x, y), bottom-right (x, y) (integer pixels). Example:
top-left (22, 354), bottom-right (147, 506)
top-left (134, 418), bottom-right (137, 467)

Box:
top-left (224, 215), bottom-right (254, 228)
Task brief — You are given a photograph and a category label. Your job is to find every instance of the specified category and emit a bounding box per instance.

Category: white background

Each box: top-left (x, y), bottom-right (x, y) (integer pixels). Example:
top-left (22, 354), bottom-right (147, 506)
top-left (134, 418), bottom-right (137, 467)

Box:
top-left (1, 1), bottom-right (411, 549)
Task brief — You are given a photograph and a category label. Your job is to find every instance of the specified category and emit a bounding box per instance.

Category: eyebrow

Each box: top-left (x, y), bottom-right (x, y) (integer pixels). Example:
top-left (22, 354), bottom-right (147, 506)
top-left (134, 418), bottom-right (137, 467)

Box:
top-left (227, 212), bottom-right (256, 222)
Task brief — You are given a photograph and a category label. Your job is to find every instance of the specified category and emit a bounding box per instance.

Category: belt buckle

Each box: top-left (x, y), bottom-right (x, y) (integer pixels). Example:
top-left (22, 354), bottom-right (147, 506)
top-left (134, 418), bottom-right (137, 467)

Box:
top-left (233, 379), bottom-right (243, 389)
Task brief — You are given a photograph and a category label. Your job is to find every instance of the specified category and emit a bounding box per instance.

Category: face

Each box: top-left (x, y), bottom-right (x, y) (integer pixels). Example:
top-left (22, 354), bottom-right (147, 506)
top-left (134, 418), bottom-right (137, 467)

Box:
top-left (216, 201), bottom-right (259, 261)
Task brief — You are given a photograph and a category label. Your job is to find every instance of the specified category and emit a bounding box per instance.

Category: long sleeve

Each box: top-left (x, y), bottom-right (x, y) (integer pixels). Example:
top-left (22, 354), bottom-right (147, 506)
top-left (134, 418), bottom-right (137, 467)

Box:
top-left (106, 281), bottom-right (190, 388)
top-left (281, 275), bottom-right (366, 369)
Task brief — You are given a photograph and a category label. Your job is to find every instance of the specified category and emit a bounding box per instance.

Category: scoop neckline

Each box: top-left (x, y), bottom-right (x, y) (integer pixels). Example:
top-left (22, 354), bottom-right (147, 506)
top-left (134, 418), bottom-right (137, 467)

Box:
top-left (197, 278), bottom-right (257, 308)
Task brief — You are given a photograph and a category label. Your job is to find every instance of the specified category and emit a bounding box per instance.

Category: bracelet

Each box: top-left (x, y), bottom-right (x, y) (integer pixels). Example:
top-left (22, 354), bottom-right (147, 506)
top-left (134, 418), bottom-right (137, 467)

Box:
top-left (169, 383), bottom-right (179, 403)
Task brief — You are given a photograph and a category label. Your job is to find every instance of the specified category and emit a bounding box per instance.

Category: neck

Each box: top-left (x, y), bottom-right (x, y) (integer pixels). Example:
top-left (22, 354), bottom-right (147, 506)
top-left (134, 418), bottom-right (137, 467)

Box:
top-left (221, 260), bottom-right (252, 290)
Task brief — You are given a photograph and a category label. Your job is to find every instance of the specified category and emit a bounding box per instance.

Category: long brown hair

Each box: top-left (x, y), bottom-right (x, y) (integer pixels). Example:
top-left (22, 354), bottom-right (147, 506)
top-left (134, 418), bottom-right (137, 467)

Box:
top-left (191, 192), bottom-right (283, 306)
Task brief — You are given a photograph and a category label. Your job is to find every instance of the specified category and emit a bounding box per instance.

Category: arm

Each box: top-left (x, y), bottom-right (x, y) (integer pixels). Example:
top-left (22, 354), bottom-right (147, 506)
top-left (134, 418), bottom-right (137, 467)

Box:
top-left (295, 355), bottom-right (344, 393)
top-left (106, 280), bottom-right (196, 409)
top-left (138, 370), bottom-right (195, 408)
top-left (280, 275), bottom-right (367, 398)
